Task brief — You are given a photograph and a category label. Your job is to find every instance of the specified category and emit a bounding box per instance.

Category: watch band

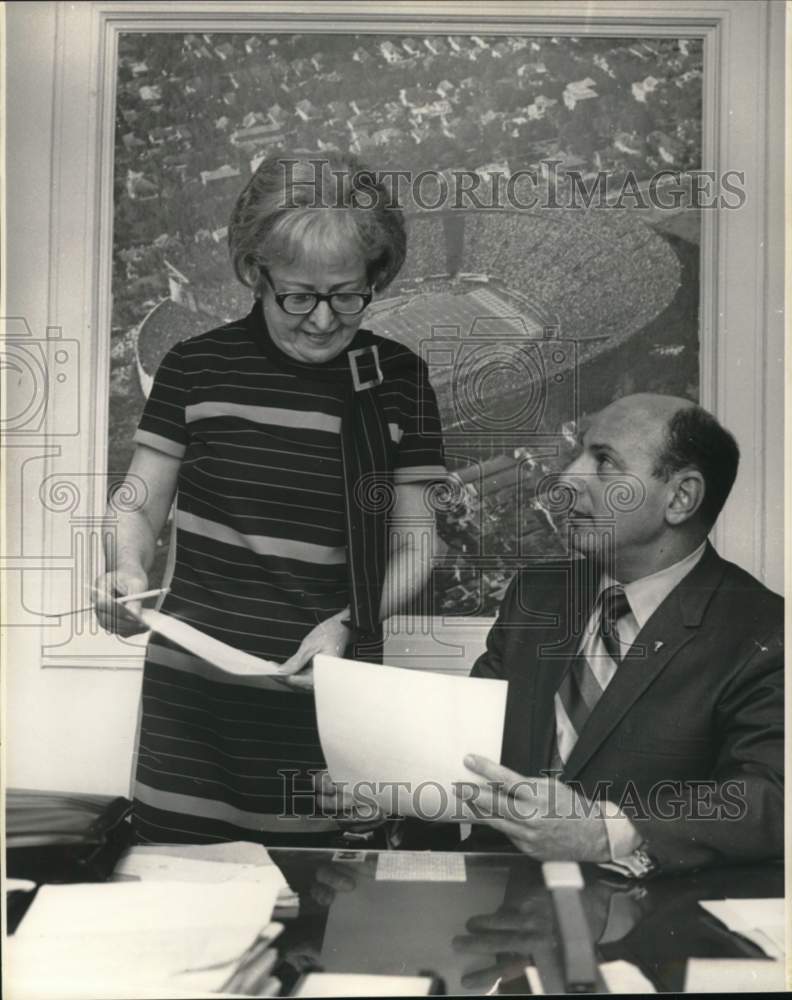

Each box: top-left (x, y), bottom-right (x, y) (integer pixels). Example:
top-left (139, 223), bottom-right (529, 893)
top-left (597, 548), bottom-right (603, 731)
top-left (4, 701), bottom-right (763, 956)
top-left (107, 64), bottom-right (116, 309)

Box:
top-left (630, 844), bottom-right (658, 878)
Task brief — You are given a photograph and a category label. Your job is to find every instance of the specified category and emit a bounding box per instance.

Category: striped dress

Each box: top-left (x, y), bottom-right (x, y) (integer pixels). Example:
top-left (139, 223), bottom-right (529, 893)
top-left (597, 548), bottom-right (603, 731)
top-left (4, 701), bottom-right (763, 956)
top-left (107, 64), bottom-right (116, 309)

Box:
top-left (130, 308), bottom-right (446, 844)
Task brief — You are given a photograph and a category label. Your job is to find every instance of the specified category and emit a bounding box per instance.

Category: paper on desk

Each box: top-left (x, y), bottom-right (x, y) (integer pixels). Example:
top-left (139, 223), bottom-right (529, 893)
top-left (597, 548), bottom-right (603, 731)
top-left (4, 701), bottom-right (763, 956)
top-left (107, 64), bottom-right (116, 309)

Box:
top-left (15, 880), bottom-right (279, 939)
top-left (10, 881), bottom-right (280, 1000)
top-left (599, 960), bottom-right (657, 993)
top-left (138, 609), bottom-right (285, 677)
top-left (113, 843), bottom-right (298, 915)
top-left (699, 898), bottom-right (785, 959)
top-left (684, 958), bottom-right (785, 993)
top-left (314, 653), bottom-right (507, 821)
top-left (294, 972), bottom-right (433, 997)
top-left (114, 846), bottom-right (288, 890)
top-left (7, 926), bottom-right (264, 999)
top-left (376, 851), bottom-right (466, 882)
top-left (118, 840), bottom-right (272, 865)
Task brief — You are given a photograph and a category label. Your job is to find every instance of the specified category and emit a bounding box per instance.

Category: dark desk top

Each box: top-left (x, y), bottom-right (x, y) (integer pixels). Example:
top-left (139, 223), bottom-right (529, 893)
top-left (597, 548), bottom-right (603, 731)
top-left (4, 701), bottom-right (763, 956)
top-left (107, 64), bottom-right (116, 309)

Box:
top-left (266, 849), bottom-right (783, 995)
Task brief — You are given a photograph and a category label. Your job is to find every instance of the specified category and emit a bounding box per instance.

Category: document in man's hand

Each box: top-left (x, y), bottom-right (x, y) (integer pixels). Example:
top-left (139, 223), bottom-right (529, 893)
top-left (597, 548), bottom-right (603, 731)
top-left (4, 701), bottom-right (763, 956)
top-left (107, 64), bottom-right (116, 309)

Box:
top-left (314, 654), bottom-right (507, 822)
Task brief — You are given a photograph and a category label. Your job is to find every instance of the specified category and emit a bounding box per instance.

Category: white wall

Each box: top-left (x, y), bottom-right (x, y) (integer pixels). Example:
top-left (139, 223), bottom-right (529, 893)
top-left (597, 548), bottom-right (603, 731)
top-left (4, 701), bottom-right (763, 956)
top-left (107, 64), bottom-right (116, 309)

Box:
top-left (3, 3), bottom-right (141, 795)
top-left (3, 1), bottom-right (786, 797)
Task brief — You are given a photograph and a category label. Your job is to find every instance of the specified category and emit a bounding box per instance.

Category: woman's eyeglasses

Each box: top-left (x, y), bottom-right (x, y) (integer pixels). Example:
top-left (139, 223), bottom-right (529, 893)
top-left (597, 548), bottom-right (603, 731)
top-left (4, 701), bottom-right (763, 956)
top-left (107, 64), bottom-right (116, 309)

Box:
top-left (262, 271), bottom-right (372, 316)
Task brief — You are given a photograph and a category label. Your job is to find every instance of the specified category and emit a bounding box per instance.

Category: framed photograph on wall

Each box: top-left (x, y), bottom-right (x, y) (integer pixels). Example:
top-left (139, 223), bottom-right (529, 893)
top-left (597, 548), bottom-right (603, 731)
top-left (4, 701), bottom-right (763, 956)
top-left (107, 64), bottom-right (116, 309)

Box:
top-left (4, 2), bottom-right (784, 661)
top-left (108, 27), bottom-right (706, 623)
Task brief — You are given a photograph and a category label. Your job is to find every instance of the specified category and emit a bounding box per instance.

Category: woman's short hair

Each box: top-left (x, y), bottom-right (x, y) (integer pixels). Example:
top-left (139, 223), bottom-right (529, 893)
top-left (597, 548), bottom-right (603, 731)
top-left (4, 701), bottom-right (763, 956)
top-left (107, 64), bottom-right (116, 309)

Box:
top-left (228, 151), bottom-right (407, 294)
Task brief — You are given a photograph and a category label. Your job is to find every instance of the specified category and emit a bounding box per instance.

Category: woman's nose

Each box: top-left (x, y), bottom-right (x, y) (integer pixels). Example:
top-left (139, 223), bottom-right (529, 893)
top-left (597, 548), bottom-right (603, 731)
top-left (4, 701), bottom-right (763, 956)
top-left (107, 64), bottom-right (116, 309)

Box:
top-left (309, 300), bottom-right (336, 331)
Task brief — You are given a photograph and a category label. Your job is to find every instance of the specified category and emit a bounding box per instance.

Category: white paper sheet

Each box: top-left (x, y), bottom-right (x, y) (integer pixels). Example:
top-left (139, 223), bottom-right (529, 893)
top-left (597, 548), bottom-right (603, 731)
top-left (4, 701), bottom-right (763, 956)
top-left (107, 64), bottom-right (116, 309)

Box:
top-left (8, 925), bottom-right (284, 1000)
top-left (699, 898), bottom-right (785, 959)
top-left (138, 610), bottom-right (285, 677)
top-left (684, 958), bottom-right (785, 993)
top-left (599, 960), bottom-right (657, 993)
top-left (375, 851), bottom-right (466, 882)
top-left (8, 926), bottom-right (260, 999)
top-left (16, 880), bottom-right (279, 939)
top-left (113, 846), bottom-right (288, 892)
top-left (314, 653), bottom-right (508, 822)
top-left (10, 881), bottom-right (281, 1000)
top-left (294, 973), bottom-right (433, 997)
top-left (112, 843), bottom-right (298, 911)
top-left (116, 841), bottom-right (272, 865)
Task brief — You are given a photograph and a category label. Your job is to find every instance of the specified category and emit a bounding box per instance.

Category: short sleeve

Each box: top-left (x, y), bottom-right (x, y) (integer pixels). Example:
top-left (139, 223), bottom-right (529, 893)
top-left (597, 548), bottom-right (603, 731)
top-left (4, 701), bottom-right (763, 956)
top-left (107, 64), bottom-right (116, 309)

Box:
top-left (391, 358), bottom-right (446, 485)
top-left (134, 342), bottom-right (188, 459)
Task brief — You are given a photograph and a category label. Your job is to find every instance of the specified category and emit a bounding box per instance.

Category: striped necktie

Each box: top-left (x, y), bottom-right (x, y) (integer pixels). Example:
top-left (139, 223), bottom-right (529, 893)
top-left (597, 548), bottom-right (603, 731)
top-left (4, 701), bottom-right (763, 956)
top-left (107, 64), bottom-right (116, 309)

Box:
top-left (552, 584), bottom-right (632, 769)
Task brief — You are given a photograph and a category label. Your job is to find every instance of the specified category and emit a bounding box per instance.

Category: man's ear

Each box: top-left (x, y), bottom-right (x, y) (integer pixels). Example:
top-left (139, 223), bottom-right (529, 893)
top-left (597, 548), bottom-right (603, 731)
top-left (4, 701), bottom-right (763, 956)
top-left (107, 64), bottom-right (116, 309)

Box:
top-left (666, 469), bottom-right (705, 525)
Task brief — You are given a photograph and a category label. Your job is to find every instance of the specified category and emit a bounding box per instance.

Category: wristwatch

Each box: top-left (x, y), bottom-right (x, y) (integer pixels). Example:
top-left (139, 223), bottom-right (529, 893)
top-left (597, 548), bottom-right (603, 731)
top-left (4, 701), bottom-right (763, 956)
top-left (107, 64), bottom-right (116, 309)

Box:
top-left (628, 843), bottom-right (658, 878)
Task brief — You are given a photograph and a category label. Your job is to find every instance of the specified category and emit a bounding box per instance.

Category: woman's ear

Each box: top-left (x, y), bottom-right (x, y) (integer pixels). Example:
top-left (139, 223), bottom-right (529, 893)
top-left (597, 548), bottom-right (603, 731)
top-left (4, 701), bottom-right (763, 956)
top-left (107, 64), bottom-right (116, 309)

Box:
top-left (667, 469), bottom-right (705, 525)
top-left (240, 254), bottom-right (262, 292)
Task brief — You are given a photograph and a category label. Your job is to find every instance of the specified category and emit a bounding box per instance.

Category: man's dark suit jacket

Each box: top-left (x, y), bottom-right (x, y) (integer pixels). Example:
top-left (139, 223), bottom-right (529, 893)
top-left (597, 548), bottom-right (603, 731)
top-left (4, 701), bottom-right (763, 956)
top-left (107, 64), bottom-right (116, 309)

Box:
top-left (469, 543), bottom-right (784, 874)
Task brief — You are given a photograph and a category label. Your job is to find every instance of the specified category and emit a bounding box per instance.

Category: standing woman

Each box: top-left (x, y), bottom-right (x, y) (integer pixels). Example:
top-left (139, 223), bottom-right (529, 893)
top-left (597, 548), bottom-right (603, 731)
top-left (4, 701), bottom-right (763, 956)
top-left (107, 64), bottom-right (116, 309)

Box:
top-left (94, 152), bottom-right (446, 844)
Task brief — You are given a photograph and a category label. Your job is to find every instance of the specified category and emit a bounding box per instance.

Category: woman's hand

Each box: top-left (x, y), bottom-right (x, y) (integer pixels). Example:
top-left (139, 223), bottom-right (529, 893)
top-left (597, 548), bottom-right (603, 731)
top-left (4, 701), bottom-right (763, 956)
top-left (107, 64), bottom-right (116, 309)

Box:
top-left (93, 568), bottom-right (149, 636)
top-left (313, 770), bottom-right (384, 827)
top-left (278, 610), bottom-right (351, 692)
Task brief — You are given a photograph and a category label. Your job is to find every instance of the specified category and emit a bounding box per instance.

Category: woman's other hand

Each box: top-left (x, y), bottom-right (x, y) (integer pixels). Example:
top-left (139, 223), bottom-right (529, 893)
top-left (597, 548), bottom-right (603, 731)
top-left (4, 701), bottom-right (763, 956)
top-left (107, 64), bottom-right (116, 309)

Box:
top-left (314, 770), bottom-right (386, 830)
top-left (278, 610), bottom-right (351, 691)
top-left (93, 568), bottom-right (149, 636)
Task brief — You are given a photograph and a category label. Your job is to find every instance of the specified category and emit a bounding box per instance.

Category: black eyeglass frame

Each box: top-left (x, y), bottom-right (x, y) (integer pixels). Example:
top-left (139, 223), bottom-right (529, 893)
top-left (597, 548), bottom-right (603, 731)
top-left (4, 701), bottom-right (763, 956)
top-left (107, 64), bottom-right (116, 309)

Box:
top-left (260, 270), bottom-right (373, 317)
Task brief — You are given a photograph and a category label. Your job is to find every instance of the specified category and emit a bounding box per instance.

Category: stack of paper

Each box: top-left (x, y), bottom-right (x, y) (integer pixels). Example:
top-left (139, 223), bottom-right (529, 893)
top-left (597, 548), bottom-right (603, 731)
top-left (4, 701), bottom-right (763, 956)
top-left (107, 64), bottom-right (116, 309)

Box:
top-left (112, 841), bottom-right (299, 915)
top-left (689, 899), bottom-right (786, 994)
top-left (7, 879), bottom-right (281, 999)
top-left (294, 973), bottom-right (434, 996)
top-left (684, 959), bottom-right (785, 993)
top-left (699, 898), bottom-right (785, 960)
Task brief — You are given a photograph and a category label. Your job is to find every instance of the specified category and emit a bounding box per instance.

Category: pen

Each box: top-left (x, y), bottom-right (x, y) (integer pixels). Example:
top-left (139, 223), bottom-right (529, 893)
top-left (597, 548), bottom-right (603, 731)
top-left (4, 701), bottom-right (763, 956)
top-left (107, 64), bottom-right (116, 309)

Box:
top-left (114, 587), bottom-right (169, 605)
top-left (42, 587), bottom-right (170, 618)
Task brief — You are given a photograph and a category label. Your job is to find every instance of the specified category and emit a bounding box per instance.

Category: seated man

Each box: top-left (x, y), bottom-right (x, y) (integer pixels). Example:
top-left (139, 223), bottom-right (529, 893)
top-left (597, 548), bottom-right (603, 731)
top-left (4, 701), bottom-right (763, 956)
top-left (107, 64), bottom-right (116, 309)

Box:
top-left (460, 392), bottom-right (783, 876)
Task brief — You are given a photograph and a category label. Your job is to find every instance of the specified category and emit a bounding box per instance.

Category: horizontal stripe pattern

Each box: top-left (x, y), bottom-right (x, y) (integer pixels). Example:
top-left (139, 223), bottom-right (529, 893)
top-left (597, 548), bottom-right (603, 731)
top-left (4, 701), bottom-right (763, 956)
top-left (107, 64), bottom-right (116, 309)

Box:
top-left (186, 400), bottom-right (342, 433)
top-left (131, 317), bottom-right (445, 841)
top-left (135, 428), bottom-right (186, 459)
top-left (176, 509), bottom-right (346, 564)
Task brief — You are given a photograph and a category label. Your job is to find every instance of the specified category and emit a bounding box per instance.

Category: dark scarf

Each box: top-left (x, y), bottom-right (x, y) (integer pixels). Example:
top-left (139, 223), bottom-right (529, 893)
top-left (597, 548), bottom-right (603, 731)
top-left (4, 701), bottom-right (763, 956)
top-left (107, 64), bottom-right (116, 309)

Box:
top-left (244, 300), bottom-right (414, 641)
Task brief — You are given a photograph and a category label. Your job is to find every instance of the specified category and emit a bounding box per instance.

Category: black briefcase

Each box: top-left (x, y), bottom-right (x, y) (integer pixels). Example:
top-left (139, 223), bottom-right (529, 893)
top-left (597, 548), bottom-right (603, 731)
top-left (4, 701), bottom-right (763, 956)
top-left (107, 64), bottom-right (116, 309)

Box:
top-left (6, 789), bottom-right (133, 884)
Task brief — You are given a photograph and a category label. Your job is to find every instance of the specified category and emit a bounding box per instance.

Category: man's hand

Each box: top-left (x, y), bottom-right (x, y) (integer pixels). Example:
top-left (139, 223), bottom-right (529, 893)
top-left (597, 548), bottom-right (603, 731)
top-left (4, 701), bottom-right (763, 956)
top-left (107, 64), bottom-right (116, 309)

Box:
top-left (278, 612), bottom-right (351, 692)
top-left (457, 755), bottom-right (611, 862)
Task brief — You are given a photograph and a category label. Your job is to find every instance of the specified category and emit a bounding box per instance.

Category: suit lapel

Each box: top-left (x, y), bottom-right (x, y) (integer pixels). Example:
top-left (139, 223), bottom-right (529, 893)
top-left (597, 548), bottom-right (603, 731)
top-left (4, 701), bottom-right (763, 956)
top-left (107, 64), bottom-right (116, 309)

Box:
top-left (563, 543), bottom-right (727, 778)
top-left (504, 558), bottom-right (597, 775)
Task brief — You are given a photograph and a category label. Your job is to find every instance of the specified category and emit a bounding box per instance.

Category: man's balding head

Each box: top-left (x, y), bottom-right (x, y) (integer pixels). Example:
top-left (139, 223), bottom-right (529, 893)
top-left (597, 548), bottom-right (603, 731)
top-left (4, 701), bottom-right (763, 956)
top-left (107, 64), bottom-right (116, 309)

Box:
top-left (592, 393), bottom-right (739, 529)
top-left (562, 393), bottom-right (740, 578)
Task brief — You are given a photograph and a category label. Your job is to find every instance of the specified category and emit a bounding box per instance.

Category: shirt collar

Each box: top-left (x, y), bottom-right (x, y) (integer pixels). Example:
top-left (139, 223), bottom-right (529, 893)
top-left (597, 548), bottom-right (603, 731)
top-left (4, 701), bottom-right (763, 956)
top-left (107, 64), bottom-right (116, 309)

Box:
top-left (600, 541), bottom-right (708, 630)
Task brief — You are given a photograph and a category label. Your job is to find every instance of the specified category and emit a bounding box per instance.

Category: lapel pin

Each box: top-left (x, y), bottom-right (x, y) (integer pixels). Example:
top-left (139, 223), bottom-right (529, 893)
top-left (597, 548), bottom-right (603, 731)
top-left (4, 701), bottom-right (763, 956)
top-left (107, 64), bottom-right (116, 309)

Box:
top-left (653, 640), bottom-right (665, 653)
